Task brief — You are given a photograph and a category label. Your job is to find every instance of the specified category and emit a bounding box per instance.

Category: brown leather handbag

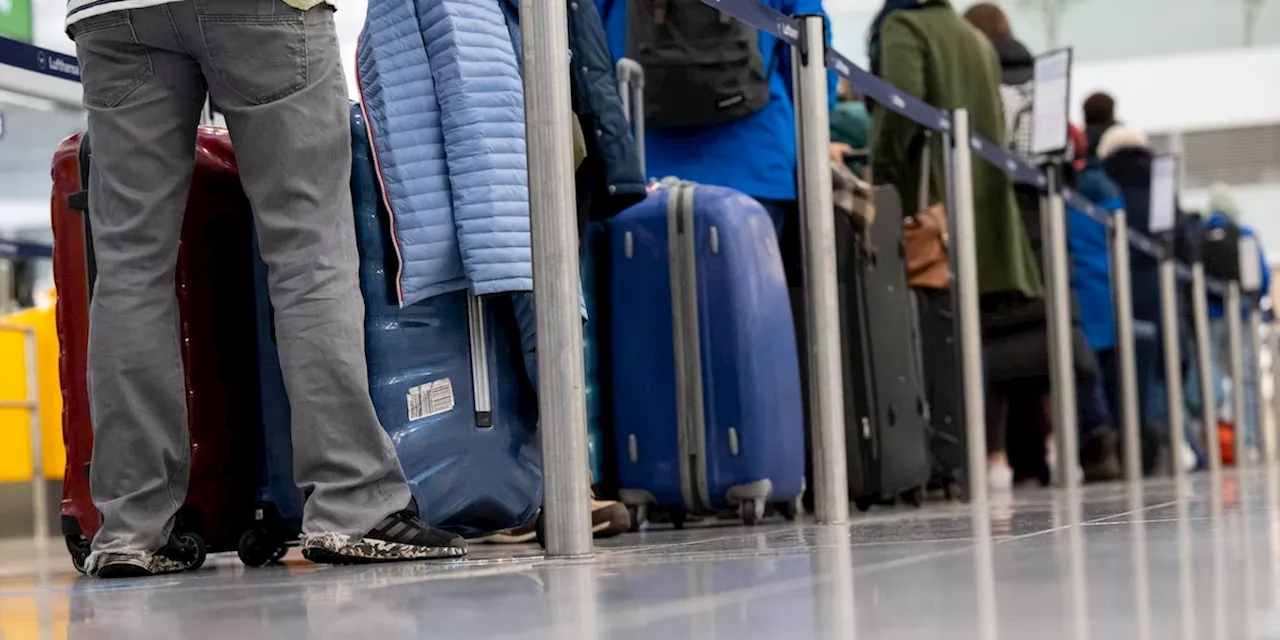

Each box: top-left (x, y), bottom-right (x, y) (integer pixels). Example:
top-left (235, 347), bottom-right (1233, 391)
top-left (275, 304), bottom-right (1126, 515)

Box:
top-left (903, 141), bottom-right (950, 289)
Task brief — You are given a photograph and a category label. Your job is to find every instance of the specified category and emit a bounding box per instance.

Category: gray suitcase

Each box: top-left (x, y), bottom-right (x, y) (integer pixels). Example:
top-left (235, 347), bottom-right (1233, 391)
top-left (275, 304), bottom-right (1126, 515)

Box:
top-left (836, 186), bottom-right (932, 510)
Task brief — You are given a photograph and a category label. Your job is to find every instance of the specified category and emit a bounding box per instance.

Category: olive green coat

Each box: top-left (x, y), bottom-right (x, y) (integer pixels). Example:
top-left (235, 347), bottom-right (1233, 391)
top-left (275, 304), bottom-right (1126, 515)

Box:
top-left (869, 1), bottom-right (1042, 298)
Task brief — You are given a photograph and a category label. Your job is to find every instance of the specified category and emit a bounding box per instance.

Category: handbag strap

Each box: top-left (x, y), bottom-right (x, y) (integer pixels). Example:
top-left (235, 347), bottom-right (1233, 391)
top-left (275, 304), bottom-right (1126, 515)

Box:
top-left (917, 133), bottom-right (930, 213)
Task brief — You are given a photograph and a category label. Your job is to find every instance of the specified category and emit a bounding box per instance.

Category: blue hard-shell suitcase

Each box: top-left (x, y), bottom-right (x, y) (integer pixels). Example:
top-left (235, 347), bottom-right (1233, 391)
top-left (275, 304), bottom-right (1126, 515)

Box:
top-left (241, 105), bottom-right (543, 565)
top-left (609, 181), bottom-right (805, 526)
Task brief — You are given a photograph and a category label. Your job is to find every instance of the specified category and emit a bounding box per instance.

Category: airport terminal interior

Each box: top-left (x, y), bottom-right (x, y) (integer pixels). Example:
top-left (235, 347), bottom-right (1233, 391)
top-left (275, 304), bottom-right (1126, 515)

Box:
top-left (3, 472), bottom-right (1279, 638)
top-left (3, 0), bottom-right (1280, 637)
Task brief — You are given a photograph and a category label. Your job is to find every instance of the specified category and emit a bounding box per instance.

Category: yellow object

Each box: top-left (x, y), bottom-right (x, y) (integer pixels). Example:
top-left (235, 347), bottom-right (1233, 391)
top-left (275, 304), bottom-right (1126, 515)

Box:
top-left (0, 301), bottom-right (64, 482)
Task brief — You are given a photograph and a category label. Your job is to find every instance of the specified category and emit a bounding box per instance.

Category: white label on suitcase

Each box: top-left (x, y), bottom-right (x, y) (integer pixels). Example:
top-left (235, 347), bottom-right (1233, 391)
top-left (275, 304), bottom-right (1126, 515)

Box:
top-left (407, 378), bottom-right (456, 421)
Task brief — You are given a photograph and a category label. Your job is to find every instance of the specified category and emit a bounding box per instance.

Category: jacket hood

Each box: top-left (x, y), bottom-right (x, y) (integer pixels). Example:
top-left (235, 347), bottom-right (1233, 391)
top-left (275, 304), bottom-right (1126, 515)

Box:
top-left (993, 37), bottom-right (1034, 85)
top-left (1208, 183), bottom-right (1241, 220)
top-left (1097, 126), bottom-right (1149, 161)
top-left (1102, 146), bottom-right (1155, 195)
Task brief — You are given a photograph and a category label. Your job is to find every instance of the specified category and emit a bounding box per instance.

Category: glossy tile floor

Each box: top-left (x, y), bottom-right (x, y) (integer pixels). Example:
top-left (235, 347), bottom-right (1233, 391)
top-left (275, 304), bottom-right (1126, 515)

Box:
top-left (5, 470), bottom-right (1280, 639)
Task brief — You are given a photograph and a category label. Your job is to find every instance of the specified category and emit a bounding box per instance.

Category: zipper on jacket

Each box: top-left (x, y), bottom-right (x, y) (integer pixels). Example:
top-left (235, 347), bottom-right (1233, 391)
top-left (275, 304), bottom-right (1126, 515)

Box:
top-left (356, 64), bottom-right (408, 307)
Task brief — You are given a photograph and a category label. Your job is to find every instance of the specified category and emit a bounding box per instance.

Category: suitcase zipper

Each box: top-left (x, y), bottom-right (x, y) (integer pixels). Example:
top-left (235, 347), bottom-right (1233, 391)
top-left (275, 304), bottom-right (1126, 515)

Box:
top-left (467, 294), bottom-right (493, 427)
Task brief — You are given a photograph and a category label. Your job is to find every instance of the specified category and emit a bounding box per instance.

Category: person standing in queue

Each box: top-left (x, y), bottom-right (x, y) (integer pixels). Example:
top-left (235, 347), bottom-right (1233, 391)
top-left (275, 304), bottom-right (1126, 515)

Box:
top-left (67, 0), bottom-right (467, 577)
top-left (866, 0), bottom-right (1042, 492)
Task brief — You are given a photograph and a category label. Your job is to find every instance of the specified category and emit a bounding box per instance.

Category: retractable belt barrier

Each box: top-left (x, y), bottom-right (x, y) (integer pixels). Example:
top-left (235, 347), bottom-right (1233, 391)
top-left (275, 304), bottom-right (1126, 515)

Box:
top-left (0, 242), bottom-right (54, 261)
top-left (699, 0), bottom-right (1227, 293)
top-left (0, 24), bottom-right (1229, 292)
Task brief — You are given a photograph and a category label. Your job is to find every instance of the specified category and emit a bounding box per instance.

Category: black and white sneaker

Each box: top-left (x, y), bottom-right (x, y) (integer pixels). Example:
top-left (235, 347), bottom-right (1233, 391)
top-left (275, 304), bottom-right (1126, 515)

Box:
top-left (86, 533), bottom-right (206, 579)
top-left (301, 509), bottom-right (467, 564)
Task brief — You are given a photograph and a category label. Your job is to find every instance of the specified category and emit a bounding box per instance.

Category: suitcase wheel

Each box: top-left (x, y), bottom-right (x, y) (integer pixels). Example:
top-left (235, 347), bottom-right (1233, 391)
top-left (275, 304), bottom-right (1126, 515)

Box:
top-left (899, 487), bottom-right (924, 508)
top-left (177, 533), bottom-right (207, 571)
top-left (854, 496), bottom-right (875, 513)
top-left (669, 507), bottom-right (687, 530)
top-left (237, 529), bottom-right (283, 568)
top-left (739, 500), bottom-right (765, 526)
top-left (66, 535), bottom-right (91, 575)
top-left (776, 500), bottom-right (799, 522)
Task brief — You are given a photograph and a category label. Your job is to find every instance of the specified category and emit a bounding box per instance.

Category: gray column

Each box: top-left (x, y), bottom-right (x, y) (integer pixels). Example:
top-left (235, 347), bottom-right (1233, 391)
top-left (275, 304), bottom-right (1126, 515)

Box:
top-left (1249, 306), bottom-right (1271, 466)
top-left (1228, 282), bottom-right (1248, 468)
top-left (1191, 263), bottom-right (1221, 474)
top-left (519, 0), bottom-right (593, 557)
top-left (1041, 169), bottom-right (1079, 488)
top-left (945, 110), bottom-right (988, 504)
top-left (1159, 259), bottom-right (1187, 480)
top-left (1111, 210), bottom-right (1143, 481)
top-left (792, 15), bottom-right (848, 524)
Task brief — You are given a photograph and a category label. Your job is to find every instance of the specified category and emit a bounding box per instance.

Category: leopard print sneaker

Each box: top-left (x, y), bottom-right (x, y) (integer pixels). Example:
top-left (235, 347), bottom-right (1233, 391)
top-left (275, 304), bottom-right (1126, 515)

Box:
top-left (302, 509), bottom-right (467, 565)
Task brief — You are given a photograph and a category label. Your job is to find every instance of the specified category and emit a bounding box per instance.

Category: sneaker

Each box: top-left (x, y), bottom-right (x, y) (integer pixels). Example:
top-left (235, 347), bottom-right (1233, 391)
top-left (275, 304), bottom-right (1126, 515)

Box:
top-left (1080, 430), bottom-right (1123, 483)
top-left (86, 534), bottom-right (203, 579)
top-left (302, 509), bottom-right (467, 564)
top-left (474, 516), bottom-right (539, 544)
top-left (988, 459), bottom-right (1014, 493)
top-left (591, 499), bottom-right (631, 538)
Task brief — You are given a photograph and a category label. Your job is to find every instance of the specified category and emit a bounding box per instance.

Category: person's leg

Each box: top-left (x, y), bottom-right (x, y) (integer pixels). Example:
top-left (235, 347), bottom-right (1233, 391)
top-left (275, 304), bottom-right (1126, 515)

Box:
top-left (172, 0), bottom-right (460, 559)
top-left (986, 385), bottom-right (1013, 490)
top-left (1077, 371), bottom-right (1121, 482)
top-left (72, 8), bottom-right (206, 566)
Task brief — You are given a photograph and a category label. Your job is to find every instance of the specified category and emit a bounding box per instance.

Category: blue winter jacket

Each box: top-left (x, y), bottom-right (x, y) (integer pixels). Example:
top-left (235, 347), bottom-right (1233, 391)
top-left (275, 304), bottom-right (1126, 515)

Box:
top-left (596, 0), bottom-right (837, 202)
top-left (358, 0), bottom-right (532, 306)
top-left (1070, 161), bottom-right (1123, 352)
top-left (499, 0), bottom-right (646, 219)
top-left (1204, 212), bottom-right (1270, 319)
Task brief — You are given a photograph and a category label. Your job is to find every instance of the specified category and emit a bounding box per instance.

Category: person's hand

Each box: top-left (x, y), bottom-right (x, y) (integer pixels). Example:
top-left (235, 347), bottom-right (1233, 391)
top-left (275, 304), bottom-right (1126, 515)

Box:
top-left (828, 142), bottom-right (855, 164)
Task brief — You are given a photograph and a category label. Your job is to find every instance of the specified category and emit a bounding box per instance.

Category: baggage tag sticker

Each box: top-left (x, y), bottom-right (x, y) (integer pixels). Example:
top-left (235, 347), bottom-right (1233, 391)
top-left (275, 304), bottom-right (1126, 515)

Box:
top-left (407, 378), bottom-right (456, 421)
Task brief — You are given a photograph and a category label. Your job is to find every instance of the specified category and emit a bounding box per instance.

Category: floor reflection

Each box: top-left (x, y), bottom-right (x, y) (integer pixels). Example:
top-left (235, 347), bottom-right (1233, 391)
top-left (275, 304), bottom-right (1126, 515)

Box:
top-left (1, 470), bottom-right (1278, 638)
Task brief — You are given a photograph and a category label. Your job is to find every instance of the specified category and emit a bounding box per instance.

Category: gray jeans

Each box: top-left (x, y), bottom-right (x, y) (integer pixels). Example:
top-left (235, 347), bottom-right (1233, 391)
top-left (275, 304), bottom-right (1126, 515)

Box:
top-left (72, 0), bottom-right (411, 553)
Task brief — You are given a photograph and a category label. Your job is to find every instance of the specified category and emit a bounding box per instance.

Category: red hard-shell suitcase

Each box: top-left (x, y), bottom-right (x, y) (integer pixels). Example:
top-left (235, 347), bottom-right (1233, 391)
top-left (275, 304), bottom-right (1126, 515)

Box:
top-left (52, 129), bottom-right (262, 571)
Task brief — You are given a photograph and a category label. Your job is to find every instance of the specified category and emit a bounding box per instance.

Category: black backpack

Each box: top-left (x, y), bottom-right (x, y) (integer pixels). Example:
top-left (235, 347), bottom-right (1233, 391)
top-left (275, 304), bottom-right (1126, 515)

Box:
top-left (626, 0), bottom-right (771, 129)
top-left (1201, 218), bottom-right (1243, 282)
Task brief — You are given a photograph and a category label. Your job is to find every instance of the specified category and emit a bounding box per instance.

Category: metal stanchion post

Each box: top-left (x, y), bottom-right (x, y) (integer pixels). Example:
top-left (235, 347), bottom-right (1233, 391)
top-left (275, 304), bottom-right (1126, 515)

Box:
top-left (1041, 167), bottom-right (1079, 487)
top-left (1111, 210), bottom-right (1142, 481)
top-left (0, 259), bottom-right (13, 316)
top-left (1159, 259), bottom-right (1187, 480)
top-left (793, 15), bottom-right (848, 524)
top-left (1191, 262), bottom-right (1221, 474)
top-left (519, 0), bottom-right (592, 557)
top-left (946, 109), bottom-right (988, 504)
top-left (1272, 328), bottom-right (1280, 465)
top-left (1249, 304), bottom-right (1270, 466)
top-left (1229, 282), bottom-right (1248, 469)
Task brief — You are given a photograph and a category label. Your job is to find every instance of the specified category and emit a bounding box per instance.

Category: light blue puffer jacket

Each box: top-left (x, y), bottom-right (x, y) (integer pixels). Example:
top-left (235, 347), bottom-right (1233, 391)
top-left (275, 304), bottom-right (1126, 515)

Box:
top-left (357, 0), bottom-right (532, 306)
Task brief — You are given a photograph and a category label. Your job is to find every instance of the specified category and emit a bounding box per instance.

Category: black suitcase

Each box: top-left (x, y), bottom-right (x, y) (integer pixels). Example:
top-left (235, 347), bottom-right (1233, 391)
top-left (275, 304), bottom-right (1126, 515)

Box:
top-left (836, 186), bottom-right (931, 511)
top-left (915, 288), bottom-right (966, 497)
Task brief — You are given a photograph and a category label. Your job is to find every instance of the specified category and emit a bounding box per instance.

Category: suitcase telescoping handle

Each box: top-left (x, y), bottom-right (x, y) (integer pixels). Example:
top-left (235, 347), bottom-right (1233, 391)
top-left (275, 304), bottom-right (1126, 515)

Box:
top-left (467, 294), bottom-right (493, 427)
top-left (67, 136), bottom-right (99, 305)
top-left (616, 58), bottom-right (646, 178)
